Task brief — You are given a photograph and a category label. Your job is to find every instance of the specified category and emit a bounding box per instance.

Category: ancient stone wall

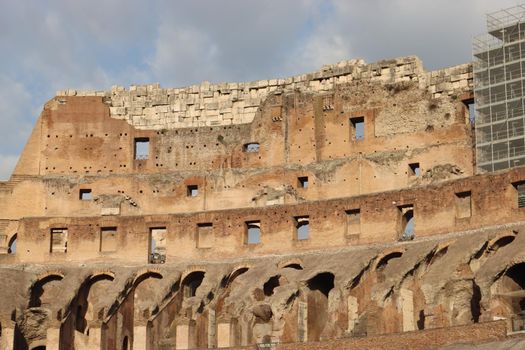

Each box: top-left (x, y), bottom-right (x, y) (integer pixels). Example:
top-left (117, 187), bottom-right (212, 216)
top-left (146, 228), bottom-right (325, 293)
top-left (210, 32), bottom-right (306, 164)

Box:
top-left (4, 166), bottom-right (525, 265)
top-left (4, 55), bottom-right (523, 350)
top-left (56, 57), bottom-right (472, 130)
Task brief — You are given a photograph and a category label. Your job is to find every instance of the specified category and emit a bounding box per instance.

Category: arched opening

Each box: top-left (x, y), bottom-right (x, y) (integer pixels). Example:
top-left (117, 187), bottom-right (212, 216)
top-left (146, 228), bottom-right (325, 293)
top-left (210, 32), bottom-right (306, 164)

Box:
top-left (221, 267), bottom-right (249, 288)
top-left (493, 263), bottom-right (525, 330)
top-left (503, 263), bottom-right (525, 313)
top-left (181, 271), bottom-right (205, 298)
top-left (29, 274), bottom-right (64, 307)
top-left (133, 271), bottom-right (163, 323)
top-left (122, 335), bottom-right (129, 350)
top-left (133, 271), bottom-right (163, 287)
top-left (306, 272), bottom-right (334, 297)
top-left (7, 234), bottom-right (16, 254)
top-left (59, 273), bottom-right (115, 350)
top-left (263, 275), bottom-right (281, 296)
top-left (488, 235), bottom-right (516, 254)
top-left (376, 251), bottom-right (403, 271)
top-left (283, 263), bottom-right (303, 270)
top-left (305, 272), bottom-right (335, 342)
top-left (32, 347), bottom-right (46, 350)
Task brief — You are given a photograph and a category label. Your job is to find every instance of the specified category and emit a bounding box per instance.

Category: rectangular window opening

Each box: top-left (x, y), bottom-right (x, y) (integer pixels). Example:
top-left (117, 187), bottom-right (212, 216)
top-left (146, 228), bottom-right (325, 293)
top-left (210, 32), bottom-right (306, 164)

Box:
top-left (51, 228), bottom-right (68, 253)
top-left (455, 191), bottom-right (472, 219)
top-left (513, 181), bottom-right (525, 208)
top-left (294, 216), bottom-right (310, 241)
top-left (134, 137), bottom-right (150, 160)
top-left (187, 185), bottom-right (199, 197)
top-left (245, 221), bottom-right (261, 245)
top-left (79, 189), bottom-right (92, 200)
top-left (244, 143), bottom-right (260, 153)
top-left (100, 227), bottom-right (117, 253)
top-left (197, 223), bottom-right (214, 248)
top-left (298, 176), bottom-right (309, 189)
top-left (409, 163), bottom-right (421, 176)
top-left (149, 227), bottom-right (166, 263)
top-left (350, 117), bottom-right (365, 141)
top-left (345, 209), bottom-right (361, 236)
top-left (322, 95), bottom-right (334, 111)
top-left (398, 205), bottom-right (414, 240)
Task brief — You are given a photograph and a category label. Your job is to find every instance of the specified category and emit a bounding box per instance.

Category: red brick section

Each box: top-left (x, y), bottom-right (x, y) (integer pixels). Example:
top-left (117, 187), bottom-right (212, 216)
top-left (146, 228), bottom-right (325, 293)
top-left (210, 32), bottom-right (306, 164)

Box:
top-left (232, 321), bottom-right (509, 350)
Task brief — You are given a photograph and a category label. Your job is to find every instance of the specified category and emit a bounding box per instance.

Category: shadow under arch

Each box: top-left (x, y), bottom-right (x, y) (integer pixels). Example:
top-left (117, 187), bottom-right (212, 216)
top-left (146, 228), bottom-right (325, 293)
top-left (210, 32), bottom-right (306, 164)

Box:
top-left (58, 272), bottom-right (116, 350)
top-left (493, 262), bottom-right (525, 316)
top-left (181, 270), bottom-right (206, 298)
top-left (29, 273), bottom-right (64, 308)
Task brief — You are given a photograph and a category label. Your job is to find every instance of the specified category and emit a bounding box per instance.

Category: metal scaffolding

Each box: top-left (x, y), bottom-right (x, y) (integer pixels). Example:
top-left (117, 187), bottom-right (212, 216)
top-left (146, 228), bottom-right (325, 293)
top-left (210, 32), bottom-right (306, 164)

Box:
top-left (474, 5), bottom-right (525, 172)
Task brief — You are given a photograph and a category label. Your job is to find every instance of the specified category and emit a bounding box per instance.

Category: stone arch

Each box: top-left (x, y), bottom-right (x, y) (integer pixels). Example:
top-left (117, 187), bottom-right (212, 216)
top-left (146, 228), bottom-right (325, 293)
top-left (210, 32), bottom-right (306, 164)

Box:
top-left (103, 270), bottom-right (163, 350)
top-left (132, 269), bottom-right (163, 287)
top-left (279, 258), bottom-right (304, 270)
top-left (180, 270), bottom-right (205, 298)
top-left (492, 262), bottom-right (525, 319)
top-left (302, 272), bottom-right (335, 342)
top-left (29, 273), bottom-right (64, 308)
top-left (221, 266), bottom-right (249, 288)
top-left (487, 233), bottom-right (516, 255)
top-left (374, 249), bottom-right (404, 271)
top-left (59, 272), bottom-right (115, 350)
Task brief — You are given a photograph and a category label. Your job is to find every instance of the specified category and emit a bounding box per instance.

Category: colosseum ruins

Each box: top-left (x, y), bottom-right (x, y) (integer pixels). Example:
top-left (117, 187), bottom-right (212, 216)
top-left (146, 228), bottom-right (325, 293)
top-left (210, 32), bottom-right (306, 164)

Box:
top-left (3, 6), bottom-right (525, 350)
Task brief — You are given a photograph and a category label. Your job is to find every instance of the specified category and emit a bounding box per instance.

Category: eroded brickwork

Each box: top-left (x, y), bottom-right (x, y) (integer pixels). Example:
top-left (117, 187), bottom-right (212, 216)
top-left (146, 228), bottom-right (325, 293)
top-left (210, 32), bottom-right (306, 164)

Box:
top-left (1, 56), bottom-right (524, 350)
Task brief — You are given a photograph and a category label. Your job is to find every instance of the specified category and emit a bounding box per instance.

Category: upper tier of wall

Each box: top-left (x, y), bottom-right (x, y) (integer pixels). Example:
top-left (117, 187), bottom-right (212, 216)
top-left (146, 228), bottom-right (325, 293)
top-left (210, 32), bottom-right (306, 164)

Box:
top-left (56, 56), bottom-right (473, 130)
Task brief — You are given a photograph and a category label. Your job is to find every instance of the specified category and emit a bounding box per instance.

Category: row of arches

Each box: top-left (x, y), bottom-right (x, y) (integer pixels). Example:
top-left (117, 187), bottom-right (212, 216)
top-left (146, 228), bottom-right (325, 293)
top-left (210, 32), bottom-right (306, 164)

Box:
top-left (9, 233), bottom-right (525, 350)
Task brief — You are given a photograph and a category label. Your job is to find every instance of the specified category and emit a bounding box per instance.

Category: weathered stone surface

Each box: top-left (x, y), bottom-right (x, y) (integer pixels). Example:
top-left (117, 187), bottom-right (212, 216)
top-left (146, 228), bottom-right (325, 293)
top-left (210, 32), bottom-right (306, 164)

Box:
top-left (1, 55), bottom-right (523, 350)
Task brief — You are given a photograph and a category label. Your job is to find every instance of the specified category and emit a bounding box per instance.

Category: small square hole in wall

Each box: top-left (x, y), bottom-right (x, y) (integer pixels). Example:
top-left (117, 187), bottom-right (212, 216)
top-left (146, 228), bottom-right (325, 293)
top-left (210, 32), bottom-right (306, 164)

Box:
top-left (298, 176), bottom-right (309, 188)
top-left (187, 185), bottom-right (198, 197)
top-left (244, 143), bottom-right (260, 152)
top-left (79, 189), bottom-right (92, 200)
top-left (245, 221), bottom-right (261, 244)
top-left (409, 163), bottom-right (421, 176)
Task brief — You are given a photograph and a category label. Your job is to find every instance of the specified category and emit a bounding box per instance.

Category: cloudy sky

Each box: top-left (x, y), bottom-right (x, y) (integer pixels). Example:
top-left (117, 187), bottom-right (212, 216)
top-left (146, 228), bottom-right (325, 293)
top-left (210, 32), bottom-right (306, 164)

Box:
top-left (0, 0), bottom-right (520, 179)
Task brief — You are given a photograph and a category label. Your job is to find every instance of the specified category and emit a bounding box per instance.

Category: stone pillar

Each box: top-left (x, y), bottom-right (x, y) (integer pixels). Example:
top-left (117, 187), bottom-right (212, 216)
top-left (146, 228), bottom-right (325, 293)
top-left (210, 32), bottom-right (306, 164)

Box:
top-left (208, 310), bottom-right (216, 348)
top-left (217, 323), bottom-right (230, 348)
top-left (399, 289), bottom-right (415, 331)
top-left (133, 326), bottom-right (147, 350)
top-left (86, 327), bottom-right (102, 350)
top-left (46, 328), bottom-right (60, 350)
top-left (175, 324), bottom-right (189, 350)
top-left (347, 295), bottom-right (358, 333)
top-left (1, 328), bottom-right (14, 350)
top-left (298, 301), bottom-right (308, 342)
